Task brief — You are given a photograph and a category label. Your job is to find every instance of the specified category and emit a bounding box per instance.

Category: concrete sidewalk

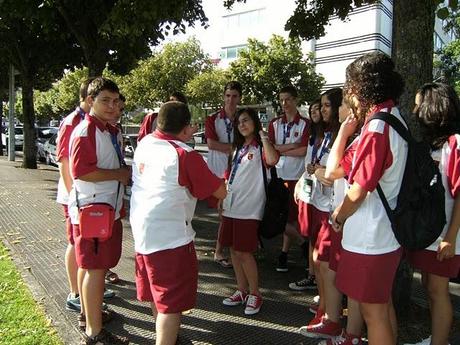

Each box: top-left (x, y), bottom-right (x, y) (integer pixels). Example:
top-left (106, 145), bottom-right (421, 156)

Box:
top-left (0, 156), bottom-right (459, 345)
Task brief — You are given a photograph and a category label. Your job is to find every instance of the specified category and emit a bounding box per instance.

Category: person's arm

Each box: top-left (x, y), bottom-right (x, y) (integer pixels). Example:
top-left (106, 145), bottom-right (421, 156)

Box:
top-left (78, 167), bottom-right (131, 186)
top-left (274, 142), bottom-right (300, 153)
top-left (281, 145), bottom-right (307, 157)
top-left (260, 130), bottom-right (279, 166)
top-left (207, 138), bottom-right (231, 154)
top-left (325, 115), bottom-right (358, 180)
top-left (212, 181), bottom-right (227, 200)
top-left (314, 167), bottom-right (333, 187)
top-left (58, 157), bottom-right (73, 193)
top-left (331, 182), bottom-right (368, 231)
top-left (437, 194), bottom-right (460, 261)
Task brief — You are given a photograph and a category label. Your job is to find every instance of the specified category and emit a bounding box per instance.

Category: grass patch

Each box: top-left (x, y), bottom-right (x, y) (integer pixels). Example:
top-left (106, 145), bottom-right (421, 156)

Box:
top-left (0, 243), bottom-right (62, 345)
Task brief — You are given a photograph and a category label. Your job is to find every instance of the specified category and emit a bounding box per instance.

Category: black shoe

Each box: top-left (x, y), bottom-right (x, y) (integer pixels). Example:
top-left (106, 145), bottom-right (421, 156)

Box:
top-left (276, 252), bottom-right (288, 272)
top-left (80, 329), bottom-right (129, 345)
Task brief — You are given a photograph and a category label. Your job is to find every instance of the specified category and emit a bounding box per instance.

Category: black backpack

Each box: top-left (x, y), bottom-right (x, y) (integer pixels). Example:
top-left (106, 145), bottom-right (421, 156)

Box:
top-left (370, 112), bottom-right (446, 250)
top-left (259, 164), bottom-right (290, 239)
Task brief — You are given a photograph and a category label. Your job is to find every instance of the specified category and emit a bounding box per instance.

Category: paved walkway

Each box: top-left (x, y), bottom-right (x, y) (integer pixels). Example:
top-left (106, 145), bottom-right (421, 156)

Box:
top-left (0, 156), bottom-right (459, 345)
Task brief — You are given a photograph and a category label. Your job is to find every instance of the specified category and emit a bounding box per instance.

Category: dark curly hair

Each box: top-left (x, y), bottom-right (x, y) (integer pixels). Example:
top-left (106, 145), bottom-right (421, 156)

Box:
top-left (343, 52), bottom-right (404, 119)
top-left (415, 82), bottom-right (460, 150)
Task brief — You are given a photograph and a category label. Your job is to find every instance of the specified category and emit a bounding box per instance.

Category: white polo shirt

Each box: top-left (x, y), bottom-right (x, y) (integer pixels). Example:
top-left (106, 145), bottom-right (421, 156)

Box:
top-left (297, 134), bottom-right (331, 212)
top-left (426, 134), bottom-right (460, 254)
top-left (67, 115), bottom-right (124, 225)
top-left (268, 113), bottom-right (309, 181)
top-left (341, 106), bottom-right (408, 255)
top-left (55, 107), bottom-right (86, 205)
top-left (222, 140), bottom-right (268, 220)
top-left (205, 109), bottom-right (234, 178)
top-left (130, 131), bottom-right (222, 255)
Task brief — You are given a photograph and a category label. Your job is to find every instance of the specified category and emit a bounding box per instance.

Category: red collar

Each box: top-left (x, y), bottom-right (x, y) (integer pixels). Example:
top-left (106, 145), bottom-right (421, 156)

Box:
top-left (86, 114), bottom-right (110, 132)
top-left (281, 112), bottom-right (301, 124)
top-left (153, 129), bottom-right (181, 141)
top-left (368, 100), bottom-right (395, 117)
top-left (245, 138), bottom-right (259, 148)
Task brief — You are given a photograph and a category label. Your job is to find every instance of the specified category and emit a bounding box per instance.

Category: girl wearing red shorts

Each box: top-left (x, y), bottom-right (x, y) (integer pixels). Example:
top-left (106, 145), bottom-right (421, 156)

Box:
top-left (219, 108), bottom-right (278, 315)
top-left (405, 83), bottom-right (460, 345)
top-left (331, 52), bottom-right (407, 345)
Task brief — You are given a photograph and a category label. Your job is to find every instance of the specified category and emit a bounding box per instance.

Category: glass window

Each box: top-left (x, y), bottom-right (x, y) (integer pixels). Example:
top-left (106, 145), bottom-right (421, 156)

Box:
top-left (227, 47), bottom-right (237, 59)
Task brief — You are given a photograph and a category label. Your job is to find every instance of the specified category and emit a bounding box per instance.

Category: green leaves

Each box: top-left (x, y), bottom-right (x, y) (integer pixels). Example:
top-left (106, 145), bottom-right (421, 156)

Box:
top-left (229, 35), bottom-right (324, 110)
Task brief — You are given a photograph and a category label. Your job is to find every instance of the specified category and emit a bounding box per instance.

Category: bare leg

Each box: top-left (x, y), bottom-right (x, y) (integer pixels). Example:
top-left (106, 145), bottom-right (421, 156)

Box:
top-left (78, 268), bottom-right (87, 314)
top-left (426, 273), bottom-right (452, 345)
top-left (313, 249), bottom-right (325, 312)
top-left (65, 244), bottom-right (79, 294)
top-left (237, 251), bottom-right (260, 295)
top-left (155, 313), bottom-right (181, 345)
top-left (230, 247), bottom-right (249, 292)
top-left (321, 262), bottom-right (342, 323)
top-left (360, 302), bottom-right (395, 345)
top-left (346, 297), bottom-right (364, 336)
top-left (284, 221), bottom-right (304, 246)
top-left (83, 269), bottom-right (105, 337)
top-left (151, 302), bottom-right (158, 322)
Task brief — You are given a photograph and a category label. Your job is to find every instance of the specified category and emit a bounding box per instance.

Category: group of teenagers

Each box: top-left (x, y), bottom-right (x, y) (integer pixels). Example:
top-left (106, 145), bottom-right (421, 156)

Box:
top-left (53, 50), bottom-right (459, 345)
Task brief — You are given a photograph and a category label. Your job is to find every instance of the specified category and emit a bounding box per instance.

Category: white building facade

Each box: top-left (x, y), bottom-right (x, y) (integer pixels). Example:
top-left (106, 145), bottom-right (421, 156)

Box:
top-left (178, 0), bottom-right (451, 91)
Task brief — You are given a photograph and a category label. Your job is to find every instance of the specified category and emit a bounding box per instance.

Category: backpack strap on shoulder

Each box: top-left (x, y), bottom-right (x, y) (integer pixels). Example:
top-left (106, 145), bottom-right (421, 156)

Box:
top-left (369, 112), bottom-right (411, 143)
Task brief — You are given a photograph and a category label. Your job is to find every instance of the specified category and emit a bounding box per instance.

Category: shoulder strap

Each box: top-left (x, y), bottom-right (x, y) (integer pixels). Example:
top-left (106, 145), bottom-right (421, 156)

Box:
top-left (370, 112), bottom-right (407, 224)
top-left (260, 146), bottom-right (268, 195)
top-left (369, 112), bottom-right (411, 143)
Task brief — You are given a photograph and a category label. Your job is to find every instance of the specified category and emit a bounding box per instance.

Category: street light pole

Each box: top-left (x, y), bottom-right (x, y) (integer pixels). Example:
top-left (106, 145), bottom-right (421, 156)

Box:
top-left (8, 63), bottom-right (15, 161)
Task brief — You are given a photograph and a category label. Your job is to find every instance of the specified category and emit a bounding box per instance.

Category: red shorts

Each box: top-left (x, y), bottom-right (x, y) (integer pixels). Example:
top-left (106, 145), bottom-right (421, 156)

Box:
top-left (73, 219), bottom-right (123, 270)
top-left (408, 249), bottom-right (460, 278)
top-left (298, 202), bottom-right (329, 246)
top-left (285, 180), bottom-right (299, 223)
top-left (62, 205), bottom-right (74, 245)
top-left (315, 217), bottom-right (332, 263)
top-left (218, 216), bottom-right (259, 252)
top-left (329, 229), bottom-right (343, 272)
top-left (336, 248), bottom-right (402, 304)
top-left (135, 242), bottom-right (198, 313)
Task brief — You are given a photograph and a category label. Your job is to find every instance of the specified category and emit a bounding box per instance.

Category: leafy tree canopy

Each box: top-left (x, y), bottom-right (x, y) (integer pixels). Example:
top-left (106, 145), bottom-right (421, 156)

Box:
top-left (186, 68), bottom-right (231, 109)
top-left (229, 35), bottom-right (324, 110)
top-left (122, 37), bottom-right (212, 109)
top-left (45, 0), bottom-right (209, 76)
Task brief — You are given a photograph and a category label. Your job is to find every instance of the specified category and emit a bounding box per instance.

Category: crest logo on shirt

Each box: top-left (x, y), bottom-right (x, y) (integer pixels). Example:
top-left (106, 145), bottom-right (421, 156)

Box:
top-left (139, 163), bottom-right (145, 174)
top-left (248, 153), bottom-right (253, 160)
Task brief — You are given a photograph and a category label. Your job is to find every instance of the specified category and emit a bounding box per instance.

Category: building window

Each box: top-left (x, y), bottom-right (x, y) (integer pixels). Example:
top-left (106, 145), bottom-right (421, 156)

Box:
top-left (220, 45), bottom-right (247, 60)
top-left (434, 33), bottom-right (444, 51)
top-left (224, 8), bottom-right (265, 29)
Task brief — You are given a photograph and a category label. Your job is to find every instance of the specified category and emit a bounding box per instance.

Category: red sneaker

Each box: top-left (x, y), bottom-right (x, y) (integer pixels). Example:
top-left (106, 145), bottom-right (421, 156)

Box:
top-left (309, 308), bottom-right (324, 325)
top-left (222, 290), bottom-right (247, 306)
top-left (244, 294), bottom-right (262, 315)
top-left (318, 330), bottom-right (362, 345)
top-left (299, 317), bottom-right (342, 339)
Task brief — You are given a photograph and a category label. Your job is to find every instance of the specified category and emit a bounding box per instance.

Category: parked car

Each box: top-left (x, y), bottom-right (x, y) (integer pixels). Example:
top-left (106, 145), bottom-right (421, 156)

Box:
top-left (122, 134), bottom-right (138, 159)
top-left (1, 127), bottom-right (24, 151)
top-left (36, 127), bottom-right (58, 161)
top-left (43, 133), bottom-right (58, 165)
top-left (193, 131), bottom-right (206, 144)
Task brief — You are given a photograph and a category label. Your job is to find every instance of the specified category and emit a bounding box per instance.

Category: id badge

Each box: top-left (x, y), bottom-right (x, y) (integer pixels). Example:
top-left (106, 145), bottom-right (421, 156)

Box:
top-left (222, 189), bottom-right (233, 211)
top-left (302, 176), bottom-right (313, 198)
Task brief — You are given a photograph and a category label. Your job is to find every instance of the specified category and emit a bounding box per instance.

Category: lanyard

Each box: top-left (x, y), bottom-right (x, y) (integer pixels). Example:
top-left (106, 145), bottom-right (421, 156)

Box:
top-left (77, 107), bottom-right (85, 120)
top-left (110, 132), bottom-right (124, 166)
top-left (223, 116), bottom-right (233, 143)
top-left (228, 145), bottom-right (250, 185)
top-left (313, 131), bottom-right (332, 164)
top-left (282, 122), bottom-right (295, 144)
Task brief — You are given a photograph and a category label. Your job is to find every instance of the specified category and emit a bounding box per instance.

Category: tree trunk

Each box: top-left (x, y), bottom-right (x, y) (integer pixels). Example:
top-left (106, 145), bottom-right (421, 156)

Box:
top-left (392, 0), bottom-right (436, 139)
top-left (87, 50), bottom-right (106, 77)
top-left (0, 99), bottom-right (3, 156)
top-left (391, 0), bottom-right (436, 318)
top-left (21, 77), bottom-right (37, 169)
